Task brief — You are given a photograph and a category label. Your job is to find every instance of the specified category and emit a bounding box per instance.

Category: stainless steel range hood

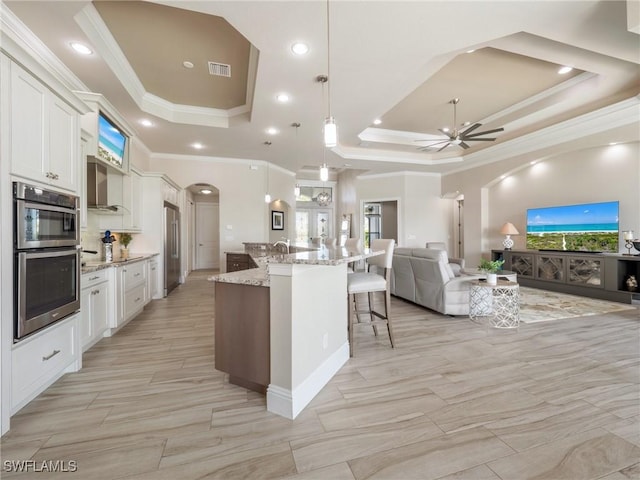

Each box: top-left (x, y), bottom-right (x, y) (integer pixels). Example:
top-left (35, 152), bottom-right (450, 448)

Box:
top-left (86, 158), bottom-right (126, 212)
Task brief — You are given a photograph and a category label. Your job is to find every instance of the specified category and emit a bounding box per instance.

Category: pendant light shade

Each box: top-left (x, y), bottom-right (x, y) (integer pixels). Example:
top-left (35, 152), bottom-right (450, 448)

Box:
top-left (324, 117), bottom-right (337, 147)
top-left (294, 184), bottom-right (300, 197)
top-left (320, 164), bottom-right (329, 182)
top-left (264, 193), bottom-right (271, 203)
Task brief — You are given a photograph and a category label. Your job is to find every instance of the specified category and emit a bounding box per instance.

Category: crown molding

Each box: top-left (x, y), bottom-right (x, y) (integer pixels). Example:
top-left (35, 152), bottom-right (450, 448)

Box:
top-left (149, 152), bottom-right (297, 176)
top-left (333, 145), bottom-right (463, 166)
top-left (357, 170), bottom-right (441, 180)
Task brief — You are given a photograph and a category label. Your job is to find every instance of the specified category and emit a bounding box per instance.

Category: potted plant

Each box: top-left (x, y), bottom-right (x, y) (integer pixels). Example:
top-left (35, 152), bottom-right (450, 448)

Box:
top-left (119, 232), bottom-right (133, 260)
top-left (478, 258), bottom-right (505, 285)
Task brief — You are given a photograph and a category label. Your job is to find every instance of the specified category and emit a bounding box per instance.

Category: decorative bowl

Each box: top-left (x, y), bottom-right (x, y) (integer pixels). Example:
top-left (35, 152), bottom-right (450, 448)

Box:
top-left (632, 241), bottom-right (640, 254)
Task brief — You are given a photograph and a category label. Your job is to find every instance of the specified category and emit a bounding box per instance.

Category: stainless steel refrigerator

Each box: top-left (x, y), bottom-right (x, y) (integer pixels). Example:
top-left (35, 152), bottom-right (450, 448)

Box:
top-left (164, 202), bottom-right (180, 296)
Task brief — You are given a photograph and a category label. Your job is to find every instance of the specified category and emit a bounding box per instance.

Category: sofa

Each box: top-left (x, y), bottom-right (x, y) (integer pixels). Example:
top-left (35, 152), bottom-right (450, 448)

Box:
top-left (425, 242), bottom-right (465, 276)
top-left (390, 248), bottom-right (484, 316)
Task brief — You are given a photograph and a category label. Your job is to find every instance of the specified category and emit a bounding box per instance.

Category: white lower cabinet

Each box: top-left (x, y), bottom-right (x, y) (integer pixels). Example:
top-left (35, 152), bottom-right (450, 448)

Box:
top-left (11, 314), bottom-right (81, 413)
top-left (147, 258), bottom-right (159, 303)
top-left (80, 270), bottom-right (109, 351)
top-left (107, 259), bottom-right (148, 334)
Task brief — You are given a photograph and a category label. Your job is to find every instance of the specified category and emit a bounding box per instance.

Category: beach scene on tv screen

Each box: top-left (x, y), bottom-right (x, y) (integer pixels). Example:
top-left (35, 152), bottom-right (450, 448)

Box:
top-left (98, 114), bottom-right (126, 167)
top-left (526, 201), bottom-right (619, 252)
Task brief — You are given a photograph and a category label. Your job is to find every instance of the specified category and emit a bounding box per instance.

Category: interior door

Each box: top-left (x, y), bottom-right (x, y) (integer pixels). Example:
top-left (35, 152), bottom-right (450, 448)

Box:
top-left (295, 208), bottom-right (332, 242)
top-left (195, 202), bottom-right (219, 269)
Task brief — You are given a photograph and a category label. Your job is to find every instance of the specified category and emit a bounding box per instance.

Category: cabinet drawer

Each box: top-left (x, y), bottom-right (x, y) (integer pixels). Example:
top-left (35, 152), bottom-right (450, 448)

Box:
top-left (124, 284), bottom-right (146, 320)
top-left (12, 315), bottom-right (77, 410)
top-left (123, 261), bottom-right (146, 288)
top-left (82, 269), bottom-right (108, 289)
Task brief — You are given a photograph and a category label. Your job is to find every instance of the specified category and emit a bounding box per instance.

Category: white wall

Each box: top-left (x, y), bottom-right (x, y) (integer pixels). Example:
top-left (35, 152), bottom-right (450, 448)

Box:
top-left (443, 142), bottom-right (640, 266)
top-left (356, 172), bottom-right (449, 248)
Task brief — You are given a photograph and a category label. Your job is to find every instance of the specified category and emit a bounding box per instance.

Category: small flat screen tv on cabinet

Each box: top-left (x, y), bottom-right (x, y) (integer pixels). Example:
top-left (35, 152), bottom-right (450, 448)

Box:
top-left (97, 112), bottom-right (127, 168)
top-left (526, 201), bottom-right (619, 252)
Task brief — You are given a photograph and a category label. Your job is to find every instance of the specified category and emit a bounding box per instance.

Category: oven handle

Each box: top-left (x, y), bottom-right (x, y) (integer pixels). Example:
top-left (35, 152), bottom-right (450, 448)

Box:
top-left (18, 200), bottom-right (78, 216)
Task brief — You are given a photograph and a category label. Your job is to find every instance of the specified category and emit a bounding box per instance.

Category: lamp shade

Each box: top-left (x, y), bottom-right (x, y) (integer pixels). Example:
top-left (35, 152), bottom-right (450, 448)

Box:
top-left (320, 164), bottom-right (329, 182)
top-left (323, 117), bottom-right (337, 147)
top-left (500, 222), bottom-right (519, 235)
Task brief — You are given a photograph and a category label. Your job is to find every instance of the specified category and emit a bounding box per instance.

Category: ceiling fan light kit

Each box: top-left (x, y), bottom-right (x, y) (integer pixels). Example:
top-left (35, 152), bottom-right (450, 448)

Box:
top-left (417, 98), bottom-right (504, 152)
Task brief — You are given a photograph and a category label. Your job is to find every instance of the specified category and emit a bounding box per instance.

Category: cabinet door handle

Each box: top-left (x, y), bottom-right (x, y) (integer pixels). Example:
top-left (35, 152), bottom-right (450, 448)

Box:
top-left (45, 172), bottom-right (53, 179)
top-left (42, 349), bottom-right (61, 361)
top-left (134, 273), bottom-right (141, 277)
top-left (92, 289), bottom-right (100, 295)
top-left (53, 173), bottom-right (59, 180)
top-left (135, 297), bottom-right (141, 303)
top-left (151, 267), bottom-right (156, 271)
top-left (89, 276), bottom-right (99, 281)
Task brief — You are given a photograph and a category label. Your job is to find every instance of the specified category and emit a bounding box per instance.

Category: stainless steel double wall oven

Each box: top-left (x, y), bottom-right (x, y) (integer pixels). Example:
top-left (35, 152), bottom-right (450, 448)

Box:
top-left (13, 182), bottom-right (81, 340)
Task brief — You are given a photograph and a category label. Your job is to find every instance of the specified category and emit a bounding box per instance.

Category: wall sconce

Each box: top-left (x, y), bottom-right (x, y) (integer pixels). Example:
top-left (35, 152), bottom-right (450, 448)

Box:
top-left (500, 222), bottom-right (519, 250)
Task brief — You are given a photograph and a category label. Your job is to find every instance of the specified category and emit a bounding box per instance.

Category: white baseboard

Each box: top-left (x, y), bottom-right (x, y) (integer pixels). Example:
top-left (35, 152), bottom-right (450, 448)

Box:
top-left (267, 341), bottom-right (349, 419)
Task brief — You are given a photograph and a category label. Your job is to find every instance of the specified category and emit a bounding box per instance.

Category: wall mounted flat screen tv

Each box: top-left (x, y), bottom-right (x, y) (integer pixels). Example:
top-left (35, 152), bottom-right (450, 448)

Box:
top-left (526, 201), bottom-right (619, 252)
top-left (97, 112), bottom-right (127, 168)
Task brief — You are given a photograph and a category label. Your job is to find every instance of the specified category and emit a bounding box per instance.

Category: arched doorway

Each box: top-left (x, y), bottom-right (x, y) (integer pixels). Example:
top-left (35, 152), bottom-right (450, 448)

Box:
top-left (186, 183), bottom-right (220, 271)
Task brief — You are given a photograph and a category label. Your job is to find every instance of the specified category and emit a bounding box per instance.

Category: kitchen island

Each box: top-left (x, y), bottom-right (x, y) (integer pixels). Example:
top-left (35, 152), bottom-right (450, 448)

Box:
top-left (212, 243), bottom-right (381, 419)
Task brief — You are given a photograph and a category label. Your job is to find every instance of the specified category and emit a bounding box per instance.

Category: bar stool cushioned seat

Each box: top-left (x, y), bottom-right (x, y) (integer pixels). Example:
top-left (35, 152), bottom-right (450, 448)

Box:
top-left (347, 239), bottom-right (395, 356)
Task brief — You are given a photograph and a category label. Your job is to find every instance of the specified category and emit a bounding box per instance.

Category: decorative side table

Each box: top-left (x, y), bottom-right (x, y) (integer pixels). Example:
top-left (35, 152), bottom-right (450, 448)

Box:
top-left (469, 280), bottom-right (520, 328)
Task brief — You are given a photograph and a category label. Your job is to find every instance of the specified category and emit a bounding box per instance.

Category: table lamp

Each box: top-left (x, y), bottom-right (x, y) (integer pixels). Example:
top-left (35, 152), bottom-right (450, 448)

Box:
top-left (623, 230), bottom-right (634, 255)
top-left (500, 222), bottom-right (519, 250)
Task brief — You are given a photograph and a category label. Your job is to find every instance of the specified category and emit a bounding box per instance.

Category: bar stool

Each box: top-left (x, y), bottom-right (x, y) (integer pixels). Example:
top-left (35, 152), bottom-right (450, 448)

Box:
top-left (347, 239), bottom-right (395, 356)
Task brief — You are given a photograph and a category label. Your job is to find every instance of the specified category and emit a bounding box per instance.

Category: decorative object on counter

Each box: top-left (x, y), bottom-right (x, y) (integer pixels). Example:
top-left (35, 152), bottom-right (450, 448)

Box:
top-left (271, 210), bottom-right (284, 230)
top-left (478, 258), bottom-right (505, 285)
top-left (622, 230), bottom-right (635, 255)
top-left (101, 230), bottom-right (116, 262)
top-left (119, 232), bottom-right (133, 260)
top-left (626, 275), bottom-right (638, 292)
top-left (633, 240), bottom-right (640, 256)
top-left (500, 222), bottom-right (519, 250)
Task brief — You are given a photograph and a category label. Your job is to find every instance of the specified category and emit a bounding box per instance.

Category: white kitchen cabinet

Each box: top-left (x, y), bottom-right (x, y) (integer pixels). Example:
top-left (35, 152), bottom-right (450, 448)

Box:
top-left (9, 61), bottom-right (79, 192)
top-left (147, 258), bottom-right (159, 303)
top-left (97, 168), bottom-right (143, 232)
top-left (122, 260), bottom-right (147, 321)
top-left (80, 270), bottom-right (109, 351)
top-left (11, 314), bottom-right (81, 414)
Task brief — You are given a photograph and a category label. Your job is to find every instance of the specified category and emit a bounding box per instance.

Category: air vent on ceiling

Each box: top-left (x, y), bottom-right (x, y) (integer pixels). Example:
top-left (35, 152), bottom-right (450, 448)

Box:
top-left (208, 61), bottom-right (231, 77)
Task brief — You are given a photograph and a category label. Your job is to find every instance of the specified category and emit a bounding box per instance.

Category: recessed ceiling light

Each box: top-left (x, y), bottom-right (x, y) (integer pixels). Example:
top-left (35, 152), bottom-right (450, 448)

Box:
top-left (70, 42), bottom-right (92, 55)
top-left (276, 93), bottom-right (290, 103)
top-left (530, 160), bottom-right (537, 165)
top-left (344, 163), bottom-right (352, 167)
top-left (140, 119), bottom-right (153, 127)
top-left (373, 119), bottom-right (382, 125)
top-left (442, 127), bottom-right (450, 133)
top-left (500, 174), bottom-right (507, 179)
top-left (267, 127), bottom-right (279, 135)
top-left (183, 61), bottom-right (194, 69)
top-left (609, 142), bottom-right (618, 145)
top-left (558, 66), bottom-right (573, 74)
top-left (466, 49), bottom-right (476, 54)
top-left (291, 42), bottom-right (309, 55)
top-left (192, 142), bottom-right (204, 149)
top-left (200, 189), bottom-right (212, 195)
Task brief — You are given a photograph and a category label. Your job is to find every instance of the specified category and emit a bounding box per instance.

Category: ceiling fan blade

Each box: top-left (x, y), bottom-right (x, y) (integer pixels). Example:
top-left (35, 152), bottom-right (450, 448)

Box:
top-left (459, 142), bottom-right (471, 149)
top-left (464, 137), bottom-right (497, 142)
top-left (460, 123), bottom-right (481, 136)
top-left (436, 142), bottom-right (451, 152)
top-left (464, 127), bottom-right (505, 139)
top-left (417, 140), bottom-right (450, 150)
top-left (438, 128), bottom-right (454, 138)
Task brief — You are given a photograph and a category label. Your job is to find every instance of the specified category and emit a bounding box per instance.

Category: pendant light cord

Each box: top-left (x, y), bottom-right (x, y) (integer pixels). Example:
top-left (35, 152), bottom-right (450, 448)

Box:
top-left (326, 0), bottom-right (331, 118)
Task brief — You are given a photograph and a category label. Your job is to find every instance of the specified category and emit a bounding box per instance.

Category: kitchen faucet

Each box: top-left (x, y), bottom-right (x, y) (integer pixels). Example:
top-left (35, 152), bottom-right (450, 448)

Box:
top-left (273, 238), bottom-right (290, 254)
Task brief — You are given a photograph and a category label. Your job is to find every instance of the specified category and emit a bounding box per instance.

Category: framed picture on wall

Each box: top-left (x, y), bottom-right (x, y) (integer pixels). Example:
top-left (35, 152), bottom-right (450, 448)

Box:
top-left (272, 210), bottom-right (284, 230)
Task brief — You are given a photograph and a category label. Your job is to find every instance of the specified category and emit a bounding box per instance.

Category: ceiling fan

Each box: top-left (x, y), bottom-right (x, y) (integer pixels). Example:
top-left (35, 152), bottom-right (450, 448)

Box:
top-left (416, 98), bottom-right (504, 152)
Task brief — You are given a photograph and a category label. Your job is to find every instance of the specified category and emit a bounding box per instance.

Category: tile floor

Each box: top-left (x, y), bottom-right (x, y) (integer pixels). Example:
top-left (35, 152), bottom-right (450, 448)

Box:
top-left (1, 270), bottom-right (639, 479)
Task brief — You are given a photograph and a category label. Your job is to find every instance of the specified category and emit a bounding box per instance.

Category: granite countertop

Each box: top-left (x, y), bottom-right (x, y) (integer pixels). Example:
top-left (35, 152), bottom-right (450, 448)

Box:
top-left (211, 244), bottom-right (383, 287)
top-left (81, 253), bottom-right (159, 274)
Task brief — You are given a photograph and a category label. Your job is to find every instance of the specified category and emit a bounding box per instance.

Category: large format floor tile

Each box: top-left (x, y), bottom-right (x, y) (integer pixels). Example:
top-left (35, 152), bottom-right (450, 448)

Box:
top-left (1, 271), bottom-right (638, 479)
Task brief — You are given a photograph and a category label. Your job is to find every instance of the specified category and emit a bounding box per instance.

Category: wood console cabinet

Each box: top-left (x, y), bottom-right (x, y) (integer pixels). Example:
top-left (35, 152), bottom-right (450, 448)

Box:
top-left (492, 250), bottom-right (639, 303)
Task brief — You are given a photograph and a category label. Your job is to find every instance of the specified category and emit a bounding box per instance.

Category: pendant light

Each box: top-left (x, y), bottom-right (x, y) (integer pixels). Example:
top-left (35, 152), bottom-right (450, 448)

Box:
top-left (264, 163), bottom-right (271, 203)
top-left (322, 0), bottom-right (337, 147)
top-left (320, 164), bottom-right (329, 182)
top-left (292, 122), bottom-right (302, 198)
